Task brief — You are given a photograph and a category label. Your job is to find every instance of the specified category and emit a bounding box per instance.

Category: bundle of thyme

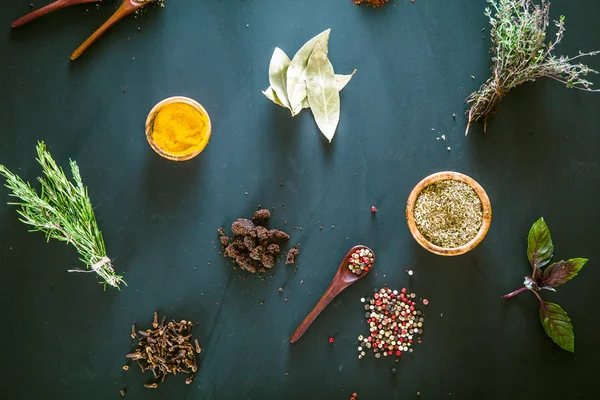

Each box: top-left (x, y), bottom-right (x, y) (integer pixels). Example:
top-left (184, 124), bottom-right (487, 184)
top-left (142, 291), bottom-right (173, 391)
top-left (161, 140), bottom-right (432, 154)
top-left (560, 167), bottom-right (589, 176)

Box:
top-left (0, 142), bottom-right (124, 289)
top-left (466, 0), bottom-right (600, 134)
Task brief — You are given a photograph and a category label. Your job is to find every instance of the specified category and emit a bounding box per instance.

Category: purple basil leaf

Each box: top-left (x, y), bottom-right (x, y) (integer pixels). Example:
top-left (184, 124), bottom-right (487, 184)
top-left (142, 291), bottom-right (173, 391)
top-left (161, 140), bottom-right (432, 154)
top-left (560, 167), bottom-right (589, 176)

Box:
top-left (532, 266), bottom-right (542, 282)
top-left (539, 301), bottom-right (574, 353)
top-left (523, 276), bottom-right (539, 291)
top-left (542, 258), bottom-right (587, 288)
top-left (527, 218), bottom-right (554, 270)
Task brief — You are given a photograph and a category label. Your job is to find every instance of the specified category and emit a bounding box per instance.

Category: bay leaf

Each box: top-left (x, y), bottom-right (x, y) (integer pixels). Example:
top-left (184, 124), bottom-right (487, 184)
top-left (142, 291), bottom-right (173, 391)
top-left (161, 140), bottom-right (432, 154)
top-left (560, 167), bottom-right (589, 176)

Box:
top-left (335, 69), bottom-right (357, 91)
top-left (301, 71), bottom-right (357, 110)
top-left (262, 86), bottom-right (287, 108)
top-left (306, 42), bottom-right (340, 143)
top-left (268, 47), bottom-right (292, 110)
top-left (287, 29), bottom-right (331, 115)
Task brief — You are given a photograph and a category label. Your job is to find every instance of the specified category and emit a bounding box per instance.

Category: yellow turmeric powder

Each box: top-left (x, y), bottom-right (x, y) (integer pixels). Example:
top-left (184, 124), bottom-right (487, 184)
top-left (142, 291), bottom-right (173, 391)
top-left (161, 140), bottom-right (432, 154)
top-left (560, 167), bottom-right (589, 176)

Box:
top-left (150, 102), bottom-right (210, 157)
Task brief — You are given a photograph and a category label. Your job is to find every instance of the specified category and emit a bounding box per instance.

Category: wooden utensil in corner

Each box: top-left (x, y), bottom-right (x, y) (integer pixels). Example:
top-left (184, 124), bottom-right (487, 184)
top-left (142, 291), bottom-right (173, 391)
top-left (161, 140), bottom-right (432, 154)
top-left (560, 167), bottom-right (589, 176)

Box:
top-left (289, 245), bottom-right (376, 344)
top-left (12, 0), bottom-right (101, 29)
top-left (70, 0), bottom-right (149, 60)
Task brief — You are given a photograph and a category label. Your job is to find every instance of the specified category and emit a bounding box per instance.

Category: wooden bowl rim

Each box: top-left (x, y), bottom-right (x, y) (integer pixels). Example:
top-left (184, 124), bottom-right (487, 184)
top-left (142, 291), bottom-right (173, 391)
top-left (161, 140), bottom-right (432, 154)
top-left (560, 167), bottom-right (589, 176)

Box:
top-left (405, 171), bottom-right (492, 256)
top-left (145, 96), bottom-right (212, 162)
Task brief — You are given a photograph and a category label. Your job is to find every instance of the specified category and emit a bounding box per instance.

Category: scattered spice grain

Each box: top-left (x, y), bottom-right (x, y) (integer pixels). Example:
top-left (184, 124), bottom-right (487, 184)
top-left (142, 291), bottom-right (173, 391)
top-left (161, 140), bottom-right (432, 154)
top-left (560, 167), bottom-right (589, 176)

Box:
top-left (413, 179), bottom-right (482, 248)
top-left (286, 245), bottom-right (300, 265)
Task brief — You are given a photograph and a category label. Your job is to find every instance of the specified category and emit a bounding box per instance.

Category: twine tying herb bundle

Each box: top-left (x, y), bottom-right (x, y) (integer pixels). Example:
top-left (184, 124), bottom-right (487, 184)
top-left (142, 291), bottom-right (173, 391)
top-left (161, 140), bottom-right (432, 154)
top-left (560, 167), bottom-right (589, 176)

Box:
top-left (466, 0), bottom-right (600, 134)
top-left (0, 142), bottom-right (124, 289)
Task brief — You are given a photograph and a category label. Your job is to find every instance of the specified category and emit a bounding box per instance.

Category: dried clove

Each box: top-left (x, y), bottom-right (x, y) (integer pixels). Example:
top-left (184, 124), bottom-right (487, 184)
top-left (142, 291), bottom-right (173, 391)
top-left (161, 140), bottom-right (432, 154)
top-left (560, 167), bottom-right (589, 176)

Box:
top-left (125, 312), bottom-right (201, 388)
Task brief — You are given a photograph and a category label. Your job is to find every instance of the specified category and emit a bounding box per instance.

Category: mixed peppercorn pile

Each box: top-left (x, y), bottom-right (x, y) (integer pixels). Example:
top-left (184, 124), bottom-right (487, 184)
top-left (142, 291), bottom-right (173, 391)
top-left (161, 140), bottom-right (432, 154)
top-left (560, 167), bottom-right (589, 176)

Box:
top-left (357, 287), bottom-right (425, 359)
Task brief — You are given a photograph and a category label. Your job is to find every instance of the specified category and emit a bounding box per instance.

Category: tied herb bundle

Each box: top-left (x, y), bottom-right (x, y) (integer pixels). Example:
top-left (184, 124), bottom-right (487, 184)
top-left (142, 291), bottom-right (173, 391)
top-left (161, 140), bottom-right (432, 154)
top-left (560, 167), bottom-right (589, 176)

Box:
top-left (502, 218), bottom-right (587, 352)
top-left (0, 142), bottom-right (124, 289)
top-left (263, 29), bottom-right (356, 142)
top-left (466, 0), bottom-right (600, 134)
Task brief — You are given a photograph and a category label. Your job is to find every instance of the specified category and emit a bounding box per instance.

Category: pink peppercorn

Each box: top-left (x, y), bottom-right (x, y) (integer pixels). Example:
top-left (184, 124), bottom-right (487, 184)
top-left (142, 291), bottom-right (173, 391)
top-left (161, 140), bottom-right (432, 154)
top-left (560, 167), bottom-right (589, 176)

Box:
top-left (423, 299), bottom-right (429, 305)
top-left (329, 337), bottom-right (335, 343)
top-left (371, 206), bottom-right (377, 212)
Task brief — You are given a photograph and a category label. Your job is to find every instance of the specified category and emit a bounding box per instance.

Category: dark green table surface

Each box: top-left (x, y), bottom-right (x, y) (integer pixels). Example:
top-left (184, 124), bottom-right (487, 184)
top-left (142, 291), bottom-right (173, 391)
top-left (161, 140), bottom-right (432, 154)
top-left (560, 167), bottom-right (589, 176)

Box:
top-left (1, 1), bottom-right (600, 399)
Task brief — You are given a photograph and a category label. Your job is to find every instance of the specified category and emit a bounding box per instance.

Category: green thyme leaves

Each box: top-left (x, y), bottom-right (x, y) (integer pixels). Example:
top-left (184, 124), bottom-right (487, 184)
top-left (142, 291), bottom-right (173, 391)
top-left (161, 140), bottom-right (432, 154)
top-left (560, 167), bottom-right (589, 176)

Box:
top-left (263, 29), bottom-right (356, 142)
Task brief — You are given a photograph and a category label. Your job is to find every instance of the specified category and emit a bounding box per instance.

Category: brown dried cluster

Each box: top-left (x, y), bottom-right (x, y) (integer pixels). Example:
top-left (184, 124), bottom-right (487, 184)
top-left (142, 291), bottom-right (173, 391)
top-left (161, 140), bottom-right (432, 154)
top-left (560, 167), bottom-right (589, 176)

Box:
top-left (219, 209), bottom-right (298, 273)
top-left (352, 0), bottom-right (389, 8)
top-left (126, 312), bottom-right (201, 388)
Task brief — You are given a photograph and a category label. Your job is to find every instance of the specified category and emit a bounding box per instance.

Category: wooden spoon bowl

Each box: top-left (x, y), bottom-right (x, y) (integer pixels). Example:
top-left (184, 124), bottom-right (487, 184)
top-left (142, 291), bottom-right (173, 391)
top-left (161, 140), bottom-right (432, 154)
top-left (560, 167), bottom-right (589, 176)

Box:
top-left (289, 245), bottom-right (376, 344)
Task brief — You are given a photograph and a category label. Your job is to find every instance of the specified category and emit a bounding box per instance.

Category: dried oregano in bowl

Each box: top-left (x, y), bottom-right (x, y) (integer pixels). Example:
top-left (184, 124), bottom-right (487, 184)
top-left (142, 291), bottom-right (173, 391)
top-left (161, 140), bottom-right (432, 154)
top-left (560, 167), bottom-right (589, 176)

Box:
top-left (406, 172), bottom-right (492, 256)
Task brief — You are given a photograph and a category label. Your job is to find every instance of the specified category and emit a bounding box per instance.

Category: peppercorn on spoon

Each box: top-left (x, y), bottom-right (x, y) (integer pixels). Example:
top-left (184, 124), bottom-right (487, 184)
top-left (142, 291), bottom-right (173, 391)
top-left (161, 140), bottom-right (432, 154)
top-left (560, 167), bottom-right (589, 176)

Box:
top-left (71, 0), bottom-right (150, 60)
top-left (12, 0), bottom-right (101, 28)
top-left (290, 245), bottom-right (376, 344)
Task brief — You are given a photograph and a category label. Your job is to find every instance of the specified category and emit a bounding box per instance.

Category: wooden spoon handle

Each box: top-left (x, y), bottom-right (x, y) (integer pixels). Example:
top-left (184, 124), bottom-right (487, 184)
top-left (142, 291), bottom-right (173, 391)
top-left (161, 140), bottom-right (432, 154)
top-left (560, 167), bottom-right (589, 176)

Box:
top-left (12, 0), bottom-right (100, 28)
top-left (289, 280), bottom-right (348, 344)
top-left (70, 0), bottom-right (144, 60)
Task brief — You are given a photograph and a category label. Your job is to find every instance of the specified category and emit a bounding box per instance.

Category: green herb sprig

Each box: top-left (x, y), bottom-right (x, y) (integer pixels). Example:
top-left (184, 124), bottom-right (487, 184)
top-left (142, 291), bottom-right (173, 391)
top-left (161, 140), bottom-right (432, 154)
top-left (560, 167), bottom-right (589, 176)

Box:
top-left (466, 0), bottom-right (600, 134)
top-left (0, 142), bottom-right (125, 289)
top-left (502, 218), bottom-right (587, 352)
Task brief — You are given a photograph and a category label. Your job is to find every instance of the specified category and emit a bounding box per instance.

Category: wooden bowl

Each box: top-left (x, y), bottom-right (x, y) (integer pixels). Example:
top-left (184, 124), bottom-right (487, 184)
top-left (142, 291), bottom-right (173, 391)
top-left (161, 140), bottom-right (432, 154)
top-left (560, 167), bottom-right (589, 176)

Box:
top-left (406, 171), bottom-right (492, 256)
top-left (145, 96), bottom-right (212, 161)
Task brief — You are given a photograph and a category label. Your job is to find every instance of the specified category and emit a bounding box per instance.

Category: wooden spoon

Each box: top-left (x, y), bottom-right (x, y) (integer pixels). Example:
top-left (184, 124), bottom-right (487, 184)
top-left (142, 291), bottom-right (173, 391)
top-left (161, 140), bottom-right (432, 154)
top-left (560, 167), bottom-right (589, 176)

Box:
top-left (70, 0), bottom-right (150, 60)
top-left (12, 0), bottom-right (101, 29)
top-left (289, 245), bottom-right (376, 344)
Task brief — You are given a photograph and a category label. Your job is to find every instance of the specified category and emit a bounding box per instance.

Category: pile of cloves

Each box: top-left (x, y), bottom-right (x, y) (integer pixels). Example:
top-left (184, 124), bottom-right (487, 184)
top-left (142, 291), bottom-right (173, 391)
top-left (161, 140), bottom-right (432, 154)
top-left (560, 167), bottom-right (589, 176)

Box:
top-left (126, 312), bottom-right (201, 388)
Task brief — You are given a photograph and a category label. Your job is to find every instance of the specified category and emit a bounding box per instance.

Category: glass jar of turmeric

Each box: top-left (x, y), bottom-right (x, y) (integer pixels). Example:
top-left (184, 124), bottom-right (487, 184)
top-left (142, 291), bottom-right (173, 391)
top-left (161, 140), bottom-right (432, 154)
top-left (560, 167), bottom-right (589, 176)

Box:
top-left (145, 96), bottom-right (212, 161)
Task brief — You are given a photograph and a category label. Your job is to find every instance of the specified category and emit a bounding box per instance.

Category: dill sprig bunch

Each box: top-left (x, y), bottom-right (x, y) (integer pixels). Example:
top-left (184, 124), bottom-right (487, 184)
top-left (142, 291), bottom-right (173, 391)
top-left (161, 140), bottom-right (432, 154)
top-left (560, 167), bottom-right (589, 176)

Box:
top-left (466, 0), bottom-right (600, 134)
top-left (0, 142), bottom-right (125, 289)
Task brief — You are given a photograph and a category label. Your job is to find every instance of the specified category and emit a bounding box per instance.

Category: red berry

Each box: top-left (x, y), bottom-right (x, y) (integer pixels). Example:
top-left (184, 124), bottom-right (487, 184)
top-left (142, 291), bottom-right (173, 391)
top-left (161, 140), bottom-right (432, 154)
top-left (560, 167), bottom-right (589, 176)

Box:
top-left (396, 351), bottom-right (402, 356)
top-left (401, 288), bottom-right (407, 294)
top-left (371, 206), bottom-right (377, 212)
top-left (329, 337), bottom-right (335, 343)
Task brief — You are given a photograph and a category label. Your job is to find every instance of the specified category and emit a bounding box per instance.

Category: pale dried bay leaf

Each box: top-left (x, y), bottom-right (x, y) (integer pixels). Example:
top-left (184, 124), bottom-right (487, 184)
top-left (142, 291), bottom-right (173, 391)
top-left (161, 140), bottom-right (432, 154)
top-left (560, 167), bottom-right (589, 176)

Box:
top-left (268, 47), bottom-right (292, 110)
top-left (287, 29), bottom-right (331, 115)
top-left (262, 86), bottom-right (287, 108)
top-left (306, 42), bottom-right (340, 142)
top-left (301, 71), bottom-right (357, 109)
top-left (335, 69), bottom-right (357, 91)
